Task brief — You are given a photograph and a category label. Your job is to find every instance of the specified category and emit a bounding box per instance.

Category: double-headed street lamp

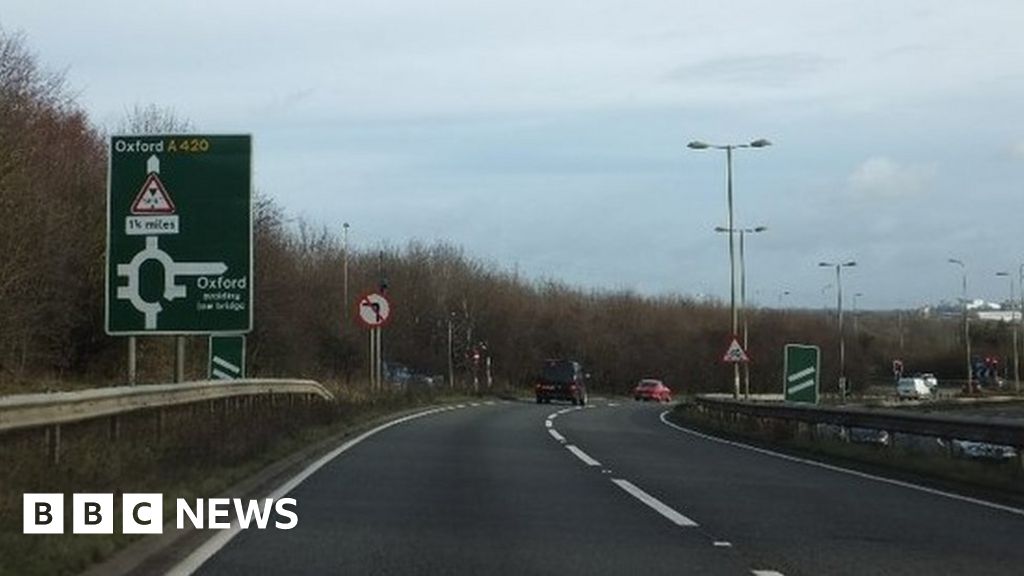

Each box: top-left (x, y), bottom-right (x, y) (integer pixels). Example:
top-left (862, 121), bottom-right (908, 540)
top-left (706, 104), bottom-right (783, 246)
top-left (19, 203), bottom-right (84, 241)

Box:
top-left (948, 258), bottom-right (972, 393)
top-left (689, 138), bottom-right (772, 398)
top-left (819, 261), bottom-right (856, 402)
top-left (996, 271), bottom-right (1019, 392)
top-left (715, 225), bottom-right (767, 398)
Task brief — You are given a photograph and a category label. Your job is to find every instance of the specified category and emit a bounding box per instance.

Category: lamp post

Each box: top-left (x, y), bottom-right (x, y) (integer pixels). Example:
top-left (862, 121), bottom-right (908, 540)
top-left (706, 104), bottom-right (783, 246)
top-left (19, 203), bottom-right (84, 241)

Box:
top-left (1019, 263), bottom-right (1024, 394)
top-left (853, 292), bottom-right (864, 335)
top-left (777, 290), bottom-right (791, 308)
top-left (715, 225), bottom-right (767, 398)
top-left (342, 222), bottom-right (350, 326)
top-left (996, 271), bottom-right (1019, 392)
top-left (689, 138), bottom-right (772, 398)
top-left (819, 261), bottom-right (857, 402)
top-left (948, 259), bottom-right (972, 394)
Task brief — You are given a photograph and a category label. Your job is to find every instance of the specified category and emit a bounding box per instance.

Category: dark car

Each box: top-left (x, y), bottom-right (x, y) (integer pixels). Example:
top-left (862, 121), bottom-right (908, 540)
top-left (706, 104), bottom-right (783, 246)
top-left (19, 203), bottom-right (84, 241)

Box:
top-left (535, 359), bottom-right (588, 405)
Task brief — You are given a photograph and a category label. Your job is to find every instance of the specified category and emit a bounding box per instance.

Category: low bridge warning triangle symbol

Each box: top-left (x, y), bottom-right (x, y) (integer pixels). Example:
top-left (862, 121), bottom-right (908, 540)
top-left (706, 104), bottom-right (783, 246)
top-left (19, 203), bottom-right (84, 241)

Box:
top-left (131, 173), bottom-right (176, 214)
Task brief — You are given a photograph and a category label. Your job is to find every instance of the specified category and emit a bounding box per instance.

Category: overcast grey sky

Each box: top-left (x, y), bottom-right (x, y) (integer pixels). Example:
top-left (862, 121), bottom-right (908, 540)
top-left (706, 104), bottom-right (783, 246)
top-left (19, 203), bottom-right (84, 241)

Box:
top-left (6, 1), bottom-right (1024, 308)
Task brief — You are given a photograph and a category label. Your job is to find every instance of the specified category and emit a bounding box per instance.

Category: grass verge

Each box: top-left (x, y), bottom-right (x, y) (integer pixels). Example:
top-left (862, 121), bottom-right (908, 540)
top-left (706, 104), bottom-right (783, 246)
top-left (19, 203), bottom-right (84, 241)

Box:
top-left (0, 385), bottom-right (479, 576)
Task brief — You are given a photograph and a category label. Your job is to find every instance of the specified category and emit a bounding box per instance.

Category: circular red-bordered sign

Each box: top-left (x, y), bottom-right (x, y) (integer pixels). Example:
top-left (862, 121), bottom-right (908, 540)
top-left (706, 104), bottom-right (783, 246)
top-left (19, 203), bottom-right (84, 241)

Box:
top-left (356, 292), bottom-right (392, 328)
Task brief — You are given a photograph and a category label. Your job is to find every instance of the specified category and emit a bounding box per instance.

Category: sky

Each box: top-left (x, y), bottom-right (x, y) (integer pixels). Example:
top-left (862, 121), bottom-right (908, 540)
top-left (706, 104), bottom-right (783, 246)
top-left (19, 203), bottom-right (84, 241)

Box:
top-left (6, 1), bottom-right (1024, 309)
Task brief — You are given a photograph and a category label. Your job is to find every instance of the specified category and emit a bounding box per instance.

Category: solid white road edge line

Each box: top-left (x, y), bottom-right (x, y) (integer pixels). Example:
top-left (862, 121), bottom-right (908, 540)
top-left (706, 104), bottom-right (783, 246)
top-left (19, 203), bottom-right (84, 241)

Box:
top-left (548, 428), bottom-right (566, 443)
top-left (611, 478), bottom-right (699, 527)
top-left (166, 405), bottom-right (457, 576)
top-left (658, 410), bottom-right (1024, 519)
top-left (565, 444), bottom-right (602, 466)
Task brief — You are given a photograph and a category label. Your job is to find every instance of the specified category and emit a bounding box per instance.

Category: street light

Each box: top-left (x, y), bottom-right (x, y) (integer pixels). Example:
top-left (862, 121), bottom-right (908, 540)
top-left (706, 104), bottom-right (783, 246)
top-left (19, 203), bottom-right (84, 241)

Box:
top-left (715, 225), bottom-right (767, 398)
top-left (778, 290), bottom-right (791, 308)
top-left (996, 271), bottom-right (1019, 392)
top-left (343, 222), bottom-right (350, 326)
top-left (1019, 263), bottom-right (1024, 394)
top-left (819, 260), bottom-right (857, 402)
top-left (948, 258), bottom-right (972, 393)
top-left (853, 292), bottom-right (864, 335)
top-left (690, 138), bottom-right (772, 398)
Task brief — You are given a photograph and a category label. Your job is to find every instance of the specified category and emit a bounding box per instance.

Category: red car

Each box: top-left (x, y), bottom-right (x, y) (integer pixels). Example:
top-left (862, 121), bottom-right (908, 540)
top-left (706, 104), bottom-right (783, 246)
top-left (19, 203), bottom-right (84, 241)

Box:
top-left (633, 379), bottom-right (672, 402)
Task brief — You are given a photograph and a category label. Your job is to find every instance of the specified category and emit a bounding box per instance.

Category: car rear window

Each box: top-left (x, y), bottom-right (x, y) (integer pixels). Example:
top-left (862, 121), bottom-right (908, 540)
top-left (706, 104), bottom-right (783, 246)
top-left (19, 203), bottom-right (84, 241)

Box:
top-left (542, 361), bottom-right (576, 383)
top-left (638, 380), bottom-right (660, 388)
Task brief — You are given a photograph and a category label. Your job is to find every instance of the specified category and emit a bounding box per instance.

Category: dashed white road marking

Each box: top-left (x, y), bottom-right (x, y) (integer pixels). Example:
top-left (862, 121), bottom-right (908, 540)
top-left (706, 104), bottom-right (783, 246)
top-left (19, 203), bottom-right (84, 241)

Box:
top-left (547, 412), bottom-right (559, 420)
top-left (610, 478), bottom-right (698, 527)
top-left (565, 444), bottom-right (602, 466)
top-left (484, 401), bottom-right (495, 406)
top-left (713, 541), bottom-right (732, 547)
top-left (607, 402), bottom-right (620, 407)
top-left (556, 407), bottom-right (574, 415)
top-left (548, 428), bottom-right (566, 443)
top-left (545, 420), bottom-right (553, 428)
top-left (454, 404), bottom-right (466, 409)
top-left (469, 402), bottom-right (480, 407)
top-left (658, 411), bottom-right (1024, 519)
top-left (752, 571), bottom-right (785, 576)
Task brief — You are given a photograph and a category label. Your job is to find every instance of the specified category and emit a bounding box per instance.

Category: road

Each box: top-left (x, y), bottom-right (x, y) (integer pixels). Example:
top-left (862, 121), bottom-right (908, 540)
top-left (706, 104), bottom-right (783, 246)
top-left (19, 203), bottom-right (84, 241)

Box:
top-left (182, 399), bottom-right (1024, 575)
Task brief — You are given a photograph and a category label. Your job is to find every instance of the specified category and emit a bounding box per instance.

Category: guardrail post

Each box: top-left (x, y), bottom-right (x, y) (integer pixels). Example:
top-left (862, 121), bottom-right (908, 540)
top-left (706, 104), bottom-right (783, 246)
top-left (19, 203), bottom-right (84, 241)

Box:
top-left (47, 424), bottom-right (61, 465)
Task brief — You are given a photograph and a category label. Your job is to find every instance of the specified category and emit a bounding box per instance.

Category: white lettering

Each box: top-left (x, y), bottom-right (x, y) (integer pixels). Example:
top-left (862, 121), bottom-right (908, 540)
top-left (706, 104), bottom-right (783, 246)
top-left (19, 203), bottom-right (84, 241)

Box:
top-left (274, 498), bottom-right (298, 530)
top-left (233, 498), bottom-right (274, 529)
top-left (197, 276), bottom-right (248, 290)
top-left (114, 139), bottom-right (165, 154)
top-left (176, 498), bottom-right (204, 529)
top-left (207, 498), bottom-right (231, 529)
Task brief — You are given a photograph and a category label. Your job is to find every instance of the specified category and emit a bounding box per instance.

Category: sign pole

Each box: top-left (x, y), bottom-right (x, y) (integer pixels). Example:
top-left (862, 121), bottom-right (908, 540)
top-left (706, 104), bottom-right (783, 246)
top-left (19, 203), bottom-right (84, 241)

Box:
top-left (376, 327), bottom-right (383, 389)
top-left (447, 317), bottom-right (454, 389)
top-left (368, 327), bottom-right (375, 390)
top-left (175, 336), bottom-right (185, 383)
top-left (128, 336), bottom-right (137, 385)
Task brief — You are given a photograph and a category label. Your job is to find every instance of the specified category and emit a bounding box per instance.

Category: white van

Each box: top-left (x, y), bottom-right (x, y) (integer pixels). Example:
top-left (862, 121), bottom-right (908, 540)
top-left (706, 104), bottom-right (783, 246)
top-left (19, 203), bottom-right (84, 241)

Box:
top-left (896, 377), bottom-right (932, 399)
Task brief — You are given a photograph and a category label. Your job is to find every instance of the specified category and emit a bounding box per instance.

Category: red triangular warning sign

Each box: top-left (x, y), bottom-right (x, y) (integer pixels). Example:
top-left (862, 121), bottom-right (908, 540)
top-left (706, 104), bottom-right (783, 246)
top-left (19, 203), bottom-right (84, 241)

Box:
top-left (722, 338), bottom-right (750, 363)
top-left (131, 173), bottom-right (176, 214)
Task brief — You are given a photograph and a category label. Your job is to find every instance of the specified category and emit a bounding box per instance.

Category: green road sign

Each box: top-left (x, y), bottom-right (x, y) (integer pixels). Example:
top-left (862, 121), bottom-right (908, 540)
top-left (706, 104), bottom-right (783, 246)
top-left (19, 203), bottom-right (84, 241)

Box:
top-left (106, 135), bottom-right (252, 334)
top-left (209, 335), bottom-right (246, 380)
top-left (784, 344), bottom-right (820, 404)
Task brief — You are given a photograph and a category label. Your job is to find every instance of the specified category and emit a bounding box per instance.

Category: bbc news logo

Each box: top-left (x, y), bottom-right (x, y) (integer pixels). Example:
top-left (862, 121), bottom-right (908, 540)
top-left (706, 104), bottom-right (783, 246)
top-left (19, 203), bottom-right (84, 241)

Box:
top-left (23, 494), bottom-right (298, 534)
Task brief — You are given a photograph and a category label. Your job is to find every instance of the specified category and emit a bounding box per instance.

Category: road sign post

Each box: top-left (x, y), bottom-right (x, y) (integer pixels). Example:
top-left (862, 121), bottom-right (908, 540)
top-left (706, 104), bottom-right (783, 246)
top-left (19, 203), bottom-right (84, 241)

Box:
top-left (722, 337), bottom-right (750, 364)
top-left (357, 292), bottom-right (392, 391)
top-left (106, 135), bottom-right (252, 335)
top-left (892, 359), bottom-right (904, 381)
top-left (209, 335), bottom-right (246, 380)
top-left (784, 344), bottom-right (820, 404)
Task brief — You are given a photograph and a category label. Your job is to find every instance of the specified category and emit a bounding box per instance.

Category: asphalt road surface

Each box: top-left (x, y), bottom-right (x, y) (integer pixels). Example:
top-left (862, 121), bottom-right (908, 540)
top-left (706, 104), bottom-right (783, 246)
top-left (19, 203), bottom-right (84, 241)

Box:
top-left (184, 399), bottom-right (1024, 575)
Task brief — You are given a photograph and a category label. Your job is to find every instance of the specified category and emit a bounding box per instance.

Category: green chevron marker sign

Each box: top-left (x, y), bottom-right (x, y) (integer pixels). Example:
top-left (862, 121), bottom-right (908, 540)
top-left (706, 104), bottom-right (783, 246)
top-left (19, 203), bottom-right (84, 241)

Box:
top-left (106, 135), bottom-right (252, 335)
top-left (784, 344), bottom-right (820, 404)
top-left (209, 335), bottom-right (246, 380)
